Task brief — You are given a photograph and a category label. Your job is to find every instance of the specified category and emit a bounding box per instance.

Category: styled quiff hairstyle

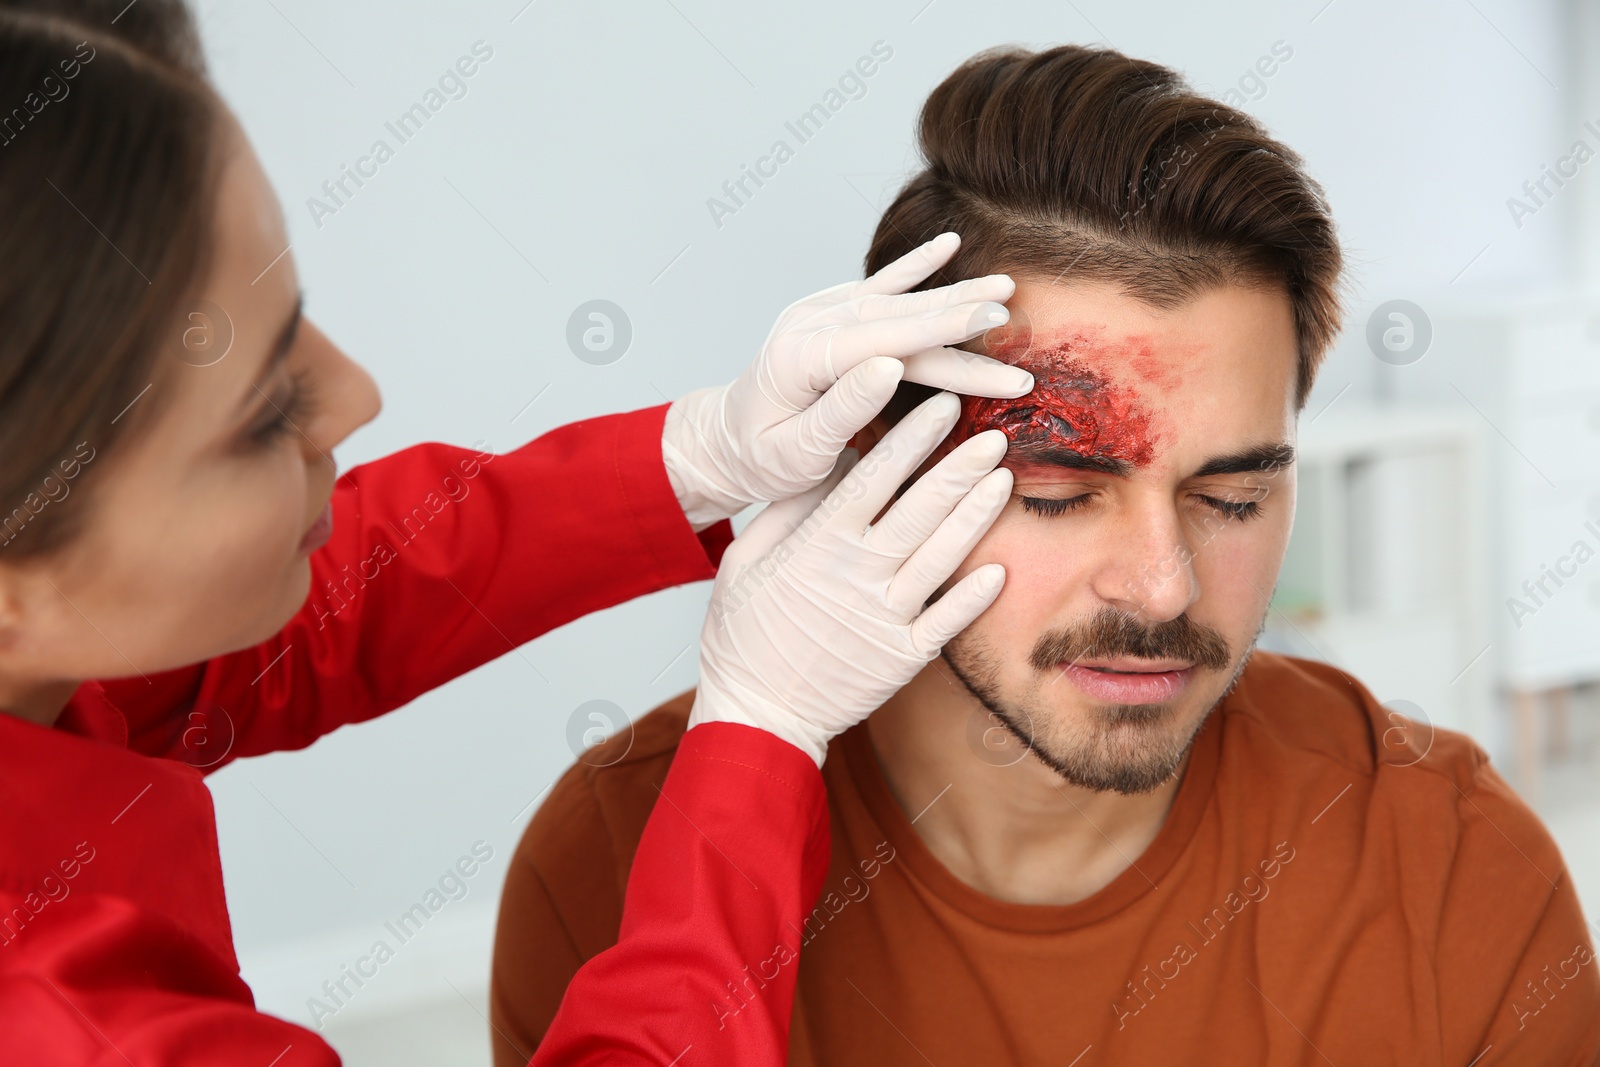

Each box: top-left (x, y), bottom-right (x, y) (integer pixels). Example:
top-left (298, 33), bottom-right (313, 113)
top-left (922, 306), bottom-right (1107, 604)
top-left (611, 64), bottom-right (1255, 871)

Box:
top-left (867, 45), bottom-right (1343, 413)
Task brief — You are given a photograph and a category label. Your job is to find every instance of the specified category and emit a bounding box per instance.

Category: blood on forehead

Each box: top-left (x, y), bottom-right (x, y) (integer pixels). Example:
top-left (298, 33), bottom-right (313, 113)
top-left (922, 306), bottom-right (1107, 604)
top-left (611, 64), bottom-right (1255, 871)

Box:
top-left (953, 325), bottom-right (1163, 469)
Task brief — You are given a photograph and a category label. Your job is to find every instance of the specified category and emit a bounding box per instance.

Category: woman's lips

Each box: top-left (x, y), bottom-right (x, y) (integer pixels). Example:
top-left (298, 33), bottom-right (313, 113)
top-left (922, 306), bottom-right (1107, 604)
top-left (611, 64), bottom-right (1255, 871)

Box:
top-left (298, 501), bottom-right (333, 554)
top-left (1059, 661), bottom-right (1193, 704)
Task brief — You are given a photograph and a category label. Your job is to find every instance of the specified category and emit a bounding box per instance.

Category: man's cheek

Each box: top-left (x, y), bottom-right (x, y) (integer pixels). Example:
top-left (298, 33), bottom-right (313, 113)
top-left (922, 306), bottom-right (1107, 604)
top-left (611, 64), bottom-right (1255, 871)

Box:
top-left (932, 513), bottom-right (1047, 606)
top-left (1192, 524), bottom-right (1288, 622)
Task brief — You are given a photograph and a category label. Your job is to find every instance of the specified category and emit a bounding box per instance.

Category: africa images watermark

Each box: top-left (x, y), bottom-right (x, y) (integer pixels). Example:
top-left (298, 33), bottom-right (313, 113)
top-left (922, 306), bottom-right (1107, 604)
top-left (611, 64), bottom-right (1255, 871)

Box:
top-left (310, 441), bottom-right (497, 630)
top-left (1120, 41), bottom-right (1293, 231)
top-left (1509, 939), bottom-right (1595, 1031)
top-left (1112, 839), bottom-right (1296, 1030)
top-left (1122, 462), bottom-right (1279, 614)
top-left (706, 40), bottom-right (894, 229)
top-left (305, 840), bottom-right (496, 1029)
top-left (1505, 115), bottom-right (1600, 230)
top-left (306, 40), bottom-right (495, 230)
top-left (0, 40), bottom-right (96, 150)
top-left (710, 838), bottom-right (897, 1031)
top-left (1504, 517), bottom-right (1600, 629)
top-left (1, 442), bottom-right (97, 549)
top-left (1215, 40), bottom-right (1294, 110)
top-left (0, 840), bottom-right (97, 949)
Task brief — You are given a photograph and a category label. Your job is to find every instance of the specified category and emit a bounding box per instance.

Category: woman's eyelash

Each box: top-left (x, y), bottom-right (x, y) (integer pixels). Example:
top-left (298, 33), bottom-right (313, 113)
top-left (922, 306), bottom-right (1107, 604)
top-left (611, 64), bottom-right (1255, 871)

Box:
top-left (251, 368), bottom-right (317, 446)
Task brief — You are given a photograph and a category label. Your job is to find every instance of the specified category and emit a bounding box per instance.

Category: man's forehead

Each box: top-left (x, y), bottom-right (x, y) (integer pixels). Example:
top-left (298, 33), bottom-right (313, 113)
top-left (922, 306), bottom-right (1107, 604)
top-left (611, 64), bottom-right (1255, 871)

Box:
top-left (991, 276), bottom-right (1298, 388)
top-left (951, 290), bottom-right (1294, 476)
top-left (979, 301), bottom-right (1202, 381)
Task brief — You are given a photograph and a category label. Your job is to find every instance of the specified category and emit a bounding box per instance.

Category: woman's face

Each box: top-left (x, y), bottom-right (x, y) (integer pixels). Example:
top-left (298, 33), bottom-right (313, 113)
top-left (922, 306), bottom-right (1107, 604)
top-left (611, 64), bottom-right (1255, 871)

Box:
top-left (0, 110), bottom-right (381, 699)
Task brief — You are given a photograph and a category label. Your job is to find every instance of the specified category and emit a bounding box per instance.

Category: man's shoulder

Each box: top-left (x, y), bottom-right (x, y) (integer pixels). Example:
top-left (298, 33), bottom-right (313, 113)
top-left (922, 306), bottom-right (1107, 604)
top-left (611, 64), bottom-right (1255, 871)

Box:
top-left (1226, 650), bottom-right (1490, 794)
top-left (1228, 653), bottom-right (1582, 1019)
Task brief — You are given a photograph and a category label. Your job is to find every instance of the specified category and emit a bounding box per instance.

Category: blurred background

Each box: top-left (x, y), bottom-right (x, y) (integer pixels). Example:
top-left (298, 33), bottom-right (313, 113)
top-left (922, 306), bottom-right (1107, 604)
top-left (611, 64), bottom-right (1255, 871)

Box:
top-left (191, 0), bottom-right (1599, 1060)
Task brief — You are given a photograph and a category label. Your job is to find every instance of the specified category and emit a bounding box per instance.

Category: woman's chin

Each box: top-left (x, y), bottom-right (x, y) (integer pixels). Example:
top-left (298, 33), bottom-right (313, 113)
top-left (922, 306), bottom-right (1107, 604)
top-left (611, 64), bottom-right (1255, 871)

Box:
top-left (234, 558), bottom-right (315, 654)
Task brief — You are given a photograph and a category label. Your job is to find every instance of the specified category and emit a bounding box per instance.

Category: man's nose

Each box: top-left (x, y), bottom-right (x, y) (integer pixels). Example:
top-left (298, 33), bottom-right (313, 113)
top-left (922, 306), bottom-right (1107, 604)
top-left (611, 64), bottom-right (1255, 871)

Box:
top-left (1092, 506), bottom-right (1198, 623)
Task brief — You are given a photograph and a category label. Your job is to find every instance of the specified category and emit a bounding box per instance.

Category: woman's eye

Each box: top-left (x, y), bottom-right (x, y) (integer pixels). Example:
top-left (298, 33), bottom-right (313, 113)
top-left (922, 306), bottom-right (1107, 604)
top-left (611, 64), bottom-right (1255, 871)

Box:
top-left (247, 369), bottom-right (317, 449)
top-left (250, 410), bottom-right (293, 445)
top-left (1019, 494), bottom-right (1092, 517)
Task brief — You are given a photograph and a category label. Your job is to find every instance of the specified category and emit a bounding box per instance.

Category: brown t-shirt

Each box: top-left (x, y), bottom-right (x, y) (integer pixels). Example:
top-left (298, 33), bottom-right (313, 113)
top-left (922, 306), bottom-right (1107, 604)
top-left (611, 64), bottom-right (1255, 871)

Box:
top-left (489, 652), bottom-right (1600, 1066)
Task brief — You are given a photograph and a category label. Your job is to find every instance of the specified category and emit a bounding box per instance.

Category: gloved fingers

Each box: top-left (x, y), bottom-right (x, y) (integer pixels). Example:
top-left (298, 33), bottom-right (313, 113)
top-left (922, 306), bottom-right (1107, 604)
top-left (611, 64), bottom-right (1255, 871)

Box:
top-left (723, 450), bottom-right (858, 568)
top-left (783, 356), bottom-right (904, 470)
top-left (825, 391), bottom-right (962, 530)
top-left (908, 562), bottom-right (1007, 657)
top-left (852, 274), bottom-right (1015, 321)
top-left (900, 345), bottom-right (1035, 398)
top-left (800, 301), bottom-right (1010, 391)
top-left (853, 231), bottom-right (961, 297)
top-left (777, 278), bottom-right (857, 323)
top-left (888, 467), bottom-right (1012, 616)
top-left (865, 429), bottom-right (1007, 559)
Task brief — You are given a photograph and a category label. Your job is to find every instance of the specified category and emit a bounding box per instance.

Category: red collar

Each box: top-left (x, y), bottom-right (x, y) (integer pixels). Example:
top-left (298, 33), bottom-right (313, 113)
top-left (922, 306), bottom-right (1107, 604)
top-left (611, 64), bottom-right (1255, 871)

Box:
top-left (53, 679), bottom-right (131, 748)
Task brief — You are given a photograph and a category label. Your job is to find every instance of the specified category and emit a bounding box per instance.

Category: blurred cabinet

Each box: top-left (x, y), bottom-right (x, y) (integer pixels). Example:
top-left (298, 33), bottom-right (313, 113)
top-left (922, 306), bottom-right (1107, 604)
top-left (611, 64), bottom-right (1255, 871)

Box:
top-left (1266, 407), bottom-right (1492, 748)
top-left (1401, 298), bottom-right (1600, 692)
top-left (1382, 297), bottom-right (1600, 799)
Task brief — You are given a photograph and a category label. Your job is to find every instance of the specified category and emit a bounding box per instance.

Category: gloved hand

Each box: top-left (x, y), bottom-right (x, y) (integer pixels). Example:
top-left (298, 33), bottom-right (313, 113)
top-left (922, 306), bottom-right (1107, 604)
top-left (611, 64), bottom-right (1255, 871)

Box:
top-left (688, 390), bottom-right (1013, 765)
top-left (662, 232), bottom-right (1032, 529)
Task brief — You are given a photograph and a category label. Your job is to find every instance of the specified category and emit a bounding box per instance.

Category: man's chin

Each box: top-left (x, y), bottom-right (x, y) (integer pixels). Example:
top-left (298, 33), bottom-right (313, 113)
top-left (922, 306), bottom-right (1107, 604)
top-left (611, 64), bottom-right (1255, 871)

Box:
top-left (994, 699), bottom-right (1208, 795)
top-left (943, 637), bottom-right (1257, 795)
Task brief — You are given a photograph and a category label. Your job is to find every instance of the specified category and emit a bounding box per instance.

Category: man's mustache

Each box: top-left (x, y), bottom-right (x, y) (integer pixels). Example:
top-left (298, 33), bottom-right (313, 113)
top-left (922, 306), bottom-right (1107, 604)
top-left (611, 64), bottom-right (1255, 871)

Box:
top-left (1028, 607), bottom-right (1231, 672)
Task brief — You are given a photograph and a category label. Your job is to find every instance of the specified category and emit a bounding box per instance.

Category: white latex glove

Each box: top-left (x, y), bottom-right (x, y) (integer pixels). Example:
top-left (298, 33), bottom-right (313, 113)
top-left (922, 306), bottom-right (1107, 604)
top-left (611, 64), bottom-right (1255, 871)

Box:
top-left (688, 390), bottom-right (1014, 765)
top-left (662, 231), bottom-right (1033, 530)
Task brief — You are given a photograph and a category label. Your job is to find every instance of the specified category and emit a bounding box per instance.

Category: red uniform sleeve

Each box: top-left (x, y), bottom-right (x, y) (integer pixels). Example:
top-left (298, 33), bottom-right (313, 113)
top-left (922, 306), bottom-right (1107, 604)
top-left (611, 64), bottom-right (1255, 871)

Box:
top-left (0, 891), bottom-right (341, 1067)
top-left (98, 403), bottom-right (733, 766)
top-left (531, 722), bottom-right (830, 1067)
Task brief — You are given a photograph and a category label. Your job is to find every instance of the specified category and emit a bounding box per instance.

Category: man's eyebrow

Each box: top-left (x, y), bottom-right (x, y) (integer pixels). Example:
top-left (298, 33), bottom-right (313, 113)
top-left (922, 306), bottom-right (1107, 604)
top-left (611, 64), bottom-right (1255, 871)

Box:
top-left (1006, 444), bottom-right (1133, 477)
top-left (1191, 442), bottom-right (1296, 478)
top-left (239, 292), bottom-right (303, 413)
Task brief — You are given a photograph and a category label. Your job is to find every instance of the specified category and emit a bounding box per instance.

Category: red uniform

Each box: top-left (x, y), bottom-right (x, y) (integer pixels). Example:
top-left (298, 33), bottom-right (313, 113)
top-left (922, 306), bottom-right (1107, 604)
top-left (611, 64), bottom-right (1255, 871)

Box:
top-left (0, 403), bottom-right (821, 1065)
top-left (532, 721), bottom-right (828, 1066)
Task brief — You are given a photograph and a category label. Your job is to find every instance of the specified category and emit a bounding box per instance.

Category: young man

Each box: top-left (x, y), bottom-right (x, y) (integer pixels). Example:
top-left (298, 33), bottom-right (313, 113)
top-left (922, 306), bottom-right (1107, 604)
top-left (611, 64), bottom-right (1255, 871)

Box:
top-left (490, 45), bottom-right (1600, 1066)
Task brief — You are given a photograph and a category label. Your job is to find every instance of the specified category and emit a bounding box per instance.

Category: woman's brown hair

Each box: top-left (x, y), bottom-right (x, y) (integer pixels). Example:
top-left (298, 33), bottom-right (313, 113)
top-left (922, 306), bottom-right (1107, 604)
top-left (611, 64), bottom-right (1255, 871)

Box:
top-left (0, 0), bottom-right (221, 557)
top-left (867, 45), bottom-right (1343, 417)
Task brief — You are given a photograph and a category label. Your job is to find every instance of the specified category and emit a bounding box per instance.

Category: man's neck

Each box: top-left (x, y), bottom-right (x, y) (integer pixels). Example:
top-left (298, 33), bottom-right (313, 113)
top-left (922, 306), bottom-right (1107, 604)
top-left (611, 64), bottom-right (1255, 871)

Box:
top-left (865, 658), bottom-right (1189, 907)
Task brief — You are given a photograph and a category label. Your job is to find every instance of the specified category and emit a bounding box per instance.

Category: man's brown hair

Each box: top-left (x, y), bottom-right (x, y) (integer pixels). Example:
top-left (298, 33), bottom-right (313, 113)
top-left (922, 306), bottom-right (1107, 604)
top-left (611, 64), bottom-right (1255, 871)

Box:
top-left (866, 44), bottom-right (1343, 414)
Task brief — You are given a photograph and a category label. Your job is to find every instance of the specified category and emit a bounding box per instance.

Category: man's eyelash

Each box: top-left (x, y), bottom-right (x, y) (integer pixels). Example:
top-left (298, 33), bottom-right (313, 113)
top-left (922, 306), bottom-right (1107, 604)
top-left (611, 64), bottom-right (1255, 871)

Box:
top-left (1018, 493), bottom-right (1263, 521)
top-left (1197, 495), bottom-right (1261, 521)
top-left (1020, 494), bottom-right (1092, 517)
top-left (251, 368), bottom-right (317, 445)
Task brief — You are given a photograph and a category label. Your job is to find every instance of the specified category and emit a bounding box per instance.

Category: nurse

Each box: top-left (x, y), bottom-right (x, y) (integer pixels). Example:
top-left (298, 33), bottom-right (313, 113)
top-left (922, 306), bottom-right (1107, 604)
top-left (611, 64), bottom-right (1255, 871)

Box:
top-left (0, 0), bottom-right (1027, 1062)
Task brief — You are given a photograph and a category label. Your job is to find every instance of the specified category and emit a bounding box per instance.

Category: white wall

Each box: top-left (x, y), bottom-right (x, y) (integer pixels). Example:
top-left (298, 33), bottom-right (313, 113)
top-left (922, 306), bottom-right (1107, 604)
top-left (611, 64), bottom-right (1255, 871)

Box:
top-left (190, 0), bottom-right (1574, 1043)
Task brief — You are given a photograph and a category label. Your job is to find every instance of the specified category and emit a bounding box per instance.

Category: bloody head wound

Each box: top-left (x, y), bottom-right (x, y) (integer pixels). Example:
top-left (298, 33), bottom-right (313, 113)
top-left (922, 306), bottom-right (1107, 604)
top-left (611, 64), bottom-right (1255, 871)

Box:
top-left (955, 326), bottom-right (1159, 472)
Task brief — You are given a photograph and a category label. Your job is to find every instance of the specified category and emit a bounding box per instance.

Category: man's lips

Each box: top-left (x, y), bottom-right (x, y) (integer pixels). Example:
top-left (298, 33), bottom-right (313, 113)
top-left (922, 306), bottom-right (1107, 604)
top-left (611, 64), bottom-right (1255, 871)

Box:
top-left (1072, 657), bottom-right (1192, 673)
top-left (1058, 658), bottom-right (1193, 703)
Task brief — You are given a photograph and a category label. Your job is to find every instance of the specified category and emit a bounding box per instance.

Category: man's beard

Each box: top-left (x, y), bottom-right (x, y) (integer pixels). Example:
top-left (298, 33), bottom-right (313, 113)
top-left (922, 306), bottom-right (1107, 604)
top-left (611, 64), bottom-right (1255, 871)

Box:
top-left (942, 606), bottom-right (1256, 795)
